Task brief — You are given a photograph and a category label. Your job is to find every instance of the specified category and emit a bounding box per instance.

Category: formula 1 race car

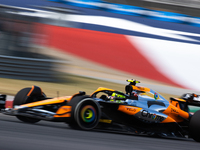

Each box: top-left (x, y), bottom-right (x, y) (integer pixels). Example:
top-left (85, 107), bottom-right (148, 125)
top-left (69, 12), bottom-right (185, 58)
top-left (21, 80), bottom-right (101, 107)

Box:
top-left (1, 80), bottom-right (200, 142)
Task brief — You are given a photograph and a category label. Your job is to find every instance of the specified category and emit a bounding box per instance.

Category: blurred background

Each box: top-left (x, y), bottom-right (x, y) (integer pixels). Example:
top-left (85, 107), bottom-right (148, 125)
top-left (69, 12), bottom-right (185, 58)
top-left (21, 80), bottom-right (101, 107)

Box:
top-left (106, 0), bottom-right (200, 17)
top-left (0, 0), bottom-right (200, 97)
top-left (1, 1), bottom-right (200, 149)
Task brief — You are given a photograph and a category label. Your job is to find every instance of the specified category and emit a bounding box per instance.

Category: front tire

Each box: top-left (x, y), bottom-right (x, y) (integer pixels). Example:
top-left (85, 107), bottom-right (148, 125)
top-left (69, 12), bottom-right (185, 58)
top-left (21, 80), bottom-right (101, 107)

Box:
top-left (13, 88), bottom-right (41, 123)
top-left (68, 96), bottom-right (101, 130)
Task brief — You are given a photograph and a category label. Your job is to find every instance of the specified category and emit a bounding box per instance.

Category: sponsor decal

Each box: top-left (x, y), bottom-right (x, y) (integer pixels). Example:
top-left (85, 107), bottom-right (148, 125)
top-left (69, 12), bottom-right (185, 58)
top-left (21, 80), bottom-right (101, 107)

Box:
top-left (154, 93), bottom-right (158, 100)
top-left (62, 108), bottom-right (71, 110)
top-left (138, 87), bottom-right (145, 90)
top-left (171, 108), bottom-right (179, 114)
top-left (126, 108), bottom-right (136, 112)
top-left (141, 110), bottom-right (165, 122)
top-left (125, 106), bottom-right (137, 112)
top-left (152, 114), bottom-right (157, 120)
top-left (99, 119), bottom-right (112, 124)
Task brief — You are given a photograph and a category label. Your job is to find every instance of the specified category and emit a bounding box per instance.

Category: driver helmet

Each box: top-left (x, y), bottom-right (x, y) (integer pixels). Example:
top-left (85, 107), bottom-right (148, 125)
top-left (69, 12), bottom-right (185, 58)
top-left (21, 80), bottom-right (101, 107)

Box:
top-left (110, 92), bottom-right (125, 103)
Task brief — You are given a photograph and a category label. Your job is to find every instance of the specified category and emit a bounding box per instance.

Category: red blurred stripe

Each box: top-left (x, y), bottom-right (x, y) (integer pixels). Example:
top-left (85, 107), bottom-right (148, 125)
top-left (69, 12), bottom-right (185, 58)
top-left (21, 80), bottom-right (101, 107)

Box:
top-left (35, 23), bottom-right (183, 87)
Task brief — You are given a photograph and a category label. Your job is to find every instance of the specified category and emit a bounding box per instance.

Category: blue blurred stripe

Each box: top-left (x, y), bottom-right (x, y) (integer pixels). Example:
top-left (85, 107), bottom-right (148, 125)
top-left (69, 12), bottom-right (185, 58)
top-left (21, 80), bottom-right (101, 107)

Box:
top-left (57, 0), bottom-right (200, 27)
top-left (80, 23), bottom-right (200, 44)
top-left (0, 0), bottom-right (200, 38)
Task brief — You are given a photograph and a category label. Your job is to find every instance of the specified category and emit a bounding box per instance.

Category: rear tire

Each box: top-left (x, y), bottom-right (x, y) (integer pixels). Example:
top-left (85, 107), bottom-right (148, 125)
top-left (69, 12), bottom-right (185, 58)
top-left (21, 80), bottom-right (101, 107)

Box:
top-left (13, 88), bottom-right (31, 105)
top-left (13, 88), bottom-right (41, 123)
top-left (68, 96), bottom-right (101, 130)
top-left (189, 110), bottom-right (200, 142)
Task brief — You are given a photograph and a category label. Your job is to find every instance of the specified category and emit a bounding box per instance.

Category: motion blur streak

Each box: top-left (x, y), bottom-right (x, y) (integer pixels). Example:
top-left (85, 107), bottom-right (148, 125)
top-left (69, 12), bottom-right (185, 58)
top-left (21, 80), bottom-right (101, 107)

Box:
top-left (66, 14), bottom-right (200, 43)
top-left (34, 23), bottom-right (183, 88)
top-left (129, 36), bottom-right (200, 91)
top-left (1, 1), bottom-right (200, 91)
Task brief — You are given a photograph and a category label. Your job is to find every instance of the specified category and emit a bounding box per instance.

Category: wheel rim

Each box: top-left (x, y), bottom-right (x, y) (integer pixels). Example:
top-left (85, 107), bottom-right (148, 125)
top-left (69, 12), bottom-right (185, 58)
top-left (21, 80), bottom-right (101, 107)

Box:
top-left (74, 98), bottom-right (100, 130)
top-left (81, 105), bottom-right (96, 123)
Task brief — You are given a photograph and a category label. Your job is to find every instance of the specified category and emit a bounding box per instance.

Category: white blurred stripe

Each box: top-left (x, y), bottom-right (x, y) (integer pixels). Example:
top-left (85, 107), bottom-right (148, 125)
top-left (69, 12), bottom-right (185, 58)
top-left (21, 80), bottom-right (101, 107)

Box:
top-left (66, 14), bottom-right (200, 42)
top-left (127, 35), bottom-right (200, 91)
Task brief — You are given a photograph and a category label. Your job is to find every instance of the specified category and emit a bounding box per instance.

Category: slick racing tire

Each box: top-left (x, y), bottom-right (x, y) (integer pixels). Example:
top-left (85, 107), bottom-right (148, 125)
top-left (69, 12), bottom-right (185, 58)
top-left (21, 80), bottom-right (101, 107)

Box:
top-left (68, 96), bottom-right (101, 130)
top-left (189, 110), bottom-right (200, 142)
top-left (13, 88), bottom-right (42, 123)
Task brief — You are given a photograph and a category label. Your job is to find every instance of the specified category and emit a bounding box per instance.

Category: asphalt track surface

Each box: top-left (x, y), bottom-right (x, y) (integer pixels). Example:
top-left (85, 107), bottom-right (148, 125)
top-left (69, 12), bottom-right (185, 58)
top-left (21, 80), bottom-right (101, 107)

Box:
top-left (0, 114), bottom-right (200, 150)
